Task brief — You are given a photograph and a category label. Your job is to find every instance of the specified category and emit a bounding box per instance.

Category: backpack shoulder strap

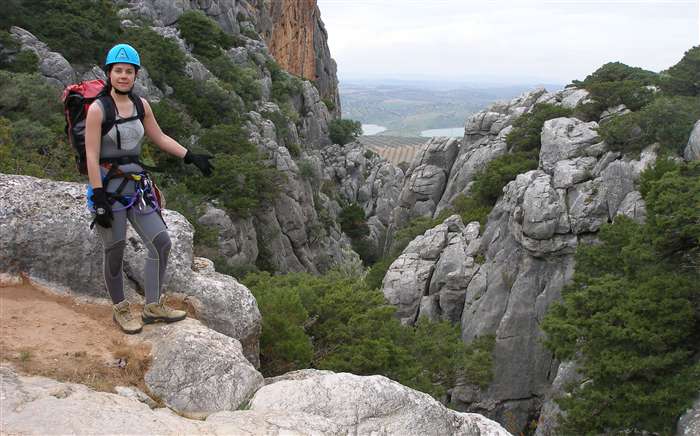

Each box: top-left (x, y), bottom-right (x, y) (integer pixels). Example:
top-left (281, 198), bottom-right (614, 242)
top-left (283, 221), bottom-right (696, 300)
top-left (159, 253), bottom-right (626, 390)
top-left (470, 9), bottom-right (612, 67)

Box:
top-left (129, 94), bottom-right (146, 122)
top-left (97, 94), bottom-right (117, 135)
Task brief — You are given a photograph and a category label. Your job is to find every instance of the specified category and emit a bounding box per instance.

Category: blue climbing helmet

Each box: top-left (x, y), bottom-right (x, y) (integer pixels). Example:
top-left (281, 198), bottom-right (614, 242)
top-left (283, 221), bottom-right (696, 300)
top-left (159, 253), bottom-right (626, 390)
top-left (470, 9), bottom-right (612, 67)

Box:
top-left (104, 43), bottom-right (140, 70)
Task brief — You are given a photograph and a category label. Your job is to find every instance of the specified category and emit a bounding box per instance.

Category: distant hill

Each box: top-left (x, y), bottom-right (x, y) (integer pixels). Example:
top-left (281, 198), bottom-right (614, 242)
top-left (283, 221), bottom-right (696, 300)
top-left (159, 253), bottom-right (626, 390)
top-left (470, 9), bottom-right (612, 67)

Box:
top-left (340, 80), bottom-right (564, 137)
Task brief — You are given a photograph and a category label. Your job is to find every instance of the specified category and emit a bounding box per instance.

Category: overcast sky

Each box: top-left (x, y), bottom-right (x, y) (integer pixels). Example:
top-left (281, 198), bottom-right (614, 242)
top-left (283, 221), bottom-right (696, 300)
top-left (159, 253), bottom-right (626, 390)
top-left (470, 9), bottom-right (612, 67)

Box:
top-left (317, 0), bottom-right (699, 85)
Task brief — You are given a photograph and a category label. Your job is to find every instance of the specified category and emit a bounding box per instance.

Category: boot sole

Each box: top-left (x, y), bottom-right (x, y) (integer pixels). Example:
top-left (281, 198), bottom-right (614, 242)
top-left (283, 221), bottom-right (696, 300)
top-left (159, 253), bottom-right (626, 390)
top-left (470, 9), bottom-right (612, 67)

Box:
top-left (142, 314), bottom-right (187, 324)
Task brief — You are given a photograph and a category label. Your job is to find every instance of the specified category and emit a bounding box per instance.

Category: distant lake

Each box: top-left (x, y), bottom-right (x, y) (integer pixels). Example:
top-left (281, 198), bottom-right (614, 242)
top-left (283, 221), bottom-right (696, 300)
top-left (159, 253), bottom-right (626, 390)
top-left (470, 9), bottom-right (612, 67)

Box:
top-left (420, 127), bottom-right (464, 138)
top-left (362, 124), bottom-right (387, 135)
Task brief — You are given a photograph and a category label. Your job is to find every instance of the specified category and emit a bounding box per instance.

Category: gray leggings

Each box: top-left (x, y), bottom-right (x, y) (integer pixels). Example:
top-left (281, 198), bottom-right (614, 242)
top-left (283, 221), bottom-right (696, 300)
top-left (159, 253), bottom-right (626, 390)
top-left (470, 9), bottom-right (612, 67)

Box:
top-left (95, 200), bottom-right (170, 305)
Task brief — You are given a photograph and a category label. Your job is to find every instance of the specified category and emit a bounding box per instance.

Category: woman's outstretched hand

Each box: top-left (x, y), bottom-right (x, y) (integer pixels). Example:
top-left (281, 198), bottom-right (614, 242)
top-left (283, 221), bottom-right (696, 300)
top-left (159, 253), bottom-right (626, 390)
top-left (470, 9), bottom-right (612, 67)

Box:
top-left (184, 150), bottom-right (214, 177)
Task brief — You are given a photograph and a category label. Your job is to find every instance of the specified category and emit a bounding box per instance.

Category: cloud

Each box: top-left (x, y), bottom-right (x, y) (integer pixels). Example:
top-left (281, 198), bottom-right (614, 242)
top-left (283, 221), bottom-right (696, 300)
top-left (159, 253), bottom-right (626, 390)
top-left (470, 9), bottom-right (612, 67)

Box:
top-left (318, 0), bottom-right (699, 83)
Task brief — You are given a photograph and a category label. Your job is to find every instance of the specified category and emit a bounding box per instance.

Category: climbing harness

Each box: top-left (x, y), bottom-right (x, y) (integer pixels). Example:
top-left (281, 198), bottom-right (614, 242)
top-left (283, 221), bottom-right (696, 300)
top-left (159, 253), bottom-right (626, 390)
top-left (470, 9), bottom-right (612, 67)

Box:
top-left (88, 157), bottom-right (166, 229)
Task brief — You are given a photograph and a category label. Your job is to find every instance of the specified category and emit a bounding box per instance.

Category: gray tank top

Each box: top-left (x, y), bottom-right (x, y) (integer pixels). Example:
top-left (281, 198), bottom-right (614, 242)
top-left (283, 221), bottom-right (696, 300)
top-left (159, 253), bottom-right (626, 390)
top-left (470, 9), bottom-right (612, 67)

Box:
top-left (95, 98), bottom-right (146, 194)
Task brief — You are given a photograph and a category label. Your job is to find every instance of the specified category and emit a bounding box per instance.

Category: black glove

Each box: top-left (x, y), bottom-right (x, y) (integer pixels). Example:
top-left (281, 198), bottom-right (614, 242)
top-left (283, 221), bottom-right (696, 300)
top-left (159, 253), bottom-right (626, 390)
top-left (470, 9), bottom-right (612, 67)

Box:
top-left (91, 187), bottom-right (113, 229)
top-left (184, 150), bottom-right (214, 177)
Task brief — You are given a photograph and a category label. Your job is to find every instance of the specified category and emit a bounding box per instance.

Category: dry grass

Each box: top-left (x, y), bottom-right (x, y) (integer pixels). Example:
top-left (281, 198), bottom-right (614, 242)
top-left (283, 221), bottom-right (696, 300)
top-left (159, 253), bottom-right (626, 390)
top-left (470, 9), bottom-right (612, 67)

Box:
top-left (8, 339), bottom-right (154, 396)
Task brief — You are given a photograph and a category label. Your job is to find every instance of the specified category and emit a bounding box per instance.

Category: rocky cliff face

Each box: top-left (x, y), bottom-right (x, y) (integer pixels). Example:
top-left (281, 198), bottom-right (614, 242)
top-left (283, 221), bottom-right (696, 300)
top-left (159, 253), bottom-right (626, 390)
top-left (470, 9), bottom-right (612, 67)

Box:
top-left (10, 0), bottom-right (351, 275)
top-left (257, 0), bottom-right (341, 117)
top-left (379, 87), bottom-right (664, 431)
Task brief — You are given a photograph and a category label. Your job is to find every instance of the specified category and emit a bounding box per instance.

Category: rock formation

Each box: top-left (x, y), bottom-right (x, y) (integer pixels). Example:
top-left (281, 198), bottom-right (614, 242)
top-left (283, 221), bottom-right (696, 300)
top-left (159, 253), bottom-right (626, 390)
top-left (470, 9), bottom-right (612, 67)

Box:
top-left (381, 109), bottom-right (657, 430)
top-left (0, 174), bottom-right (262, 366)
top-left (382, 215), bottom-right (480, 325)
top-left (143, 319), bottom-right (263, 418)
top-left (258, 0), bottom-right (341, 116)
top-left (251, 369), bottom-right (511, 435)
top-left (0, 363), bottom-right (511, 435)
top-left (310, 141), bottom-right (405, 255)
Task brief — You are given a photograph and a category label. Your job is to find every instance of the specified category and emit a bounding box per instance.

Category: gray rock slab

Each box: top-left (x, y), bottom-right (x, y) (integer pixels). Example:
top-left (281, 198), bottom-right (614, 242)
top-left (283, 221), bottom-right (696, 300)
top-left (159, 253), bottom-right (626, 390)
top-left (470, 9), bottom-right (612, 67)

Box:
top-left (539, 117), bottom-right (601, 173)
top-left (250, 369), bottom-right (512, 435)
top-left (143, 319), bottom-right (263, 419)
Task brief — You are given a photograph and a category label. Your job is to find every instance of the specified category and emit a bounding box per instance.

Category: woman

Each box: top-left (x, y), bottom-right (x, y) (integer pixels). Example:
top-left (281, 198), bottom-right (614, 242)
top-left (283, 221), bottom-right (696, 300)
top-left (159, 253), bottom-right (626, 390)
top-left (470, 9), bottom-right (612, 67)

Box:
top-left (86, 43), bottom-right (213, 334)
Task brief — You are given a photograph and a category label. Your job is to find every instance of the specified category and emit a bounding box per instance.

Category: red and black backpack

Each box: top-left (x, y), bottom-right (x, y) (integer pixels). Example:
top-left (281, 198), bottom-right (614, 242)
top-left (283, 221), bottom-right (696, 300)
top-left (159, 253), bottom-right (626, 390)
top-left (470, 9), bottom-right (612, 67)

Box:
top-left (62, 79), bottom-right (145, 174)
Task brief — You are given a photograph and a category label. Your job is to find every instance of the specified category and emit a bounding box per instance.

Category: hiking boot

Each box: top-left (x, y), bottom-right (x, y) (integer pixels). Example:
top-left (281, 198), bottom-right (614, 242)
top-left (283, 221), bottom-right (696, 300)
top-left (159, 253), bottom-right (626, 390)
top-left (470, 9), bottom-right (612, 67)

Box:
top-left (142, 295), bottom-right (187, 324)
top-left (112, 300), bottom-right (143, 334)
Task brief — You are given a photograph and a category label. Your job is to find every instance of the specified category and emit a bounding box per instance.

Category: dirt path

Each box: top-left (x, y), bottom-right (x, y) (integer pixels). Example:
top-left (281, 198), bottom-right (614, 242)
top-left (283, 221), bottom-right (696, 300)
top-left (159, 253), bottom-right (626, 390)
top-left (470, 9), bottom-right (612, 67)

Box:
top-left (0, 283), bottom-right (152, 392)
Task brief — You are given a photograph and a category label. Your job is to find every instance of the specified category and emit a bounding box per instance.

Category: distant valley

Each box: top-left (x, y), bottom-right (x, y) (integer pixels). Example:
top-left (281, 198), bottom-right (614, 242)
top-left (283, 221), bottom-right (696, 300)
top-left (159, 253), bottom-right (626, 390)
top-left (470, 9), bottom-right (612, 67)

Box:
top-left (339, 79), bottom-right (564, 137)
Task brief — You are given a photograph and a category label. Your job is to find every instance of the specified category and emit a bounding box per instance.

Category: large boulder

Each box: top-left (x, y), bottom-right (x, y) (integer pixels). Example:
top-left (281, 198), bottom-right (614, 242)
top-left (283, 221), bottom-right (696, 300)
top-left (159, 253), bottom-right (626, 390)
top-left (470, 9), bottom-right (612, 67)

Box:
top-left (0, 364), bottom-right (511, 435)
top-left (0, 174), bottom-right (261, 365)
top-left (142, 319), bottom-right (263, 418)
top-left (539, 117), bottom-right (602, 173)
top-left (9, 26), bottom-right (75, 88)
top-left (249, 369), bottom-right (512, 435)
top-left (382, 216), bottom-right (481, 325)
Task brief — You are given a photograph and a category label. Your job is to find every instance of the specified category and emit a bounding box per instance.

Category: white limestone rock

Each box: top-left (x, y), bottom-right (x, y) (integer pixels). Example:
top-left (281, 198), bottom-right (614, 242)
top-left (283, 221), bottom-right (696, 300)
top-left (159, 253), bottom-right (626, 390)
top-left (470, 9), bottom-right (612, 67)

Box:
top-left (250, 369), bottom-right (512, 436)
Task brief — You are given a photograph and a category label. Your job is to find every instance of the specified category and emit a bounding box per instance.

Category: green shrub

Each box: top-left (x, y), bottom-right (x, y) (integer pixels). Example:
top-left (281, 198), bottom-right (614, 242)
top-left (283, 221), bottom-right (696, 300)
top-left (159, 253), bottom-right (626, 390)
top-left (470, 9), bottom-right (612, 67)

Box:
top-left (286, 142), bottom-right (301, 157)
top-left (170, 77), bottom-right (240, 128)
top-left (338, 203), bottom-right (380, 265)
top-left (149, 99), bottom-right (194, 144)
top-left (242, 271), bottom-right (495, 400)
top-left (643, 161), bottom-right (700, 265)
top-left (470, 151), bottom-right (538, 205)
top-left (572, 62), bottom-right (659, 116)
top-left (158, 181), bottom-right (216, 249)
top-left (198, 122), bottom-right (253, 155)
top-left (204, 55), bottom-right (261, 107)
top-left (243, 272), bottom-right (314, 374)
top-left (261, 109), bottom-right (290, 140)
top-left (364, 257), bottom-right (393, 290)
top-left (189, 151), bottom-right (284, 217)
top-left (240, 26), bottom-right (259, 40)
top-left (0, 71), bottom-right (77, 181)
top-left (267, 59), bottom-right (304, 105)
top-left (329, 119), bottom-right (362, 145)
top-left (542, 160), bottom-right (700, 434)
top-left (339, 203), bottom-right (369, 239)
top-left (0, 32), bottom-right (39, 73)
top-left (1, 0), bottom-right (121, 65)
top-left (600, 95), bottom-right (700, 154)
top-left (322, 97), bottom-right (336, 111)
top-left (0, 71), bottom-right (63, 124)
top-left (506, 104), bottom-right (573, 152)
top-left (298, 159), bottom-right (317, 184)
top-left (660, 45), bottom-right (700, 96)
top-left (122, 26), bottom-right (187, 90)
top-left (176, 10), bottom-right (234, 59)
top-left (452, 194), bottom-right (492, 225)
